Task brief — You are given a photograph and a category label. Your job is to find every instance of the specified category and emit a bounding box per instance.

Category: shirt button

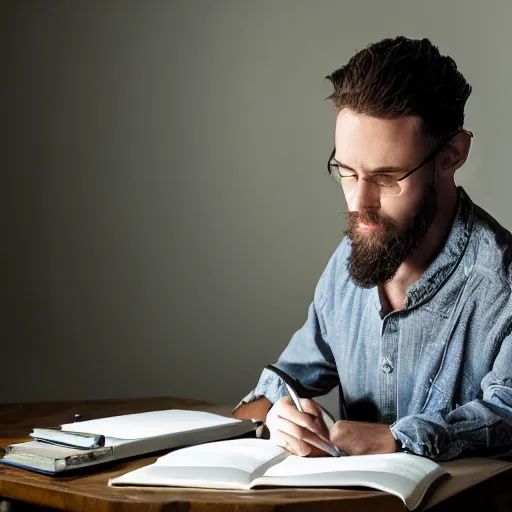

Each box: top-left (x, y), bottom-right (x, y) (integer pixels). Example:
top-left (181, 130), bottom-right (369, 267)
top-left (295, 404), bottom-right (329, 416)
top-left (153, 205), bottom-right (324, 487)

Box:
top-left (382, 362), bottom-right (393, 374)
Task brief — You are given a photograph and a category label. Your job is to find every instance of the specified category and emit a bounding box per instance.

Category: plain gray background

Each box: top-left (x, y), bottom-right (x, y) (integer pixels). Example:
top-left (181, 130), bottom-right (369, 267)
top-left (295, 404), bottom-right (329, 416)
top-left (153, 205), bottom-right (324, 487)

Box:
top-left (2, 1), bottom-right (509, 415)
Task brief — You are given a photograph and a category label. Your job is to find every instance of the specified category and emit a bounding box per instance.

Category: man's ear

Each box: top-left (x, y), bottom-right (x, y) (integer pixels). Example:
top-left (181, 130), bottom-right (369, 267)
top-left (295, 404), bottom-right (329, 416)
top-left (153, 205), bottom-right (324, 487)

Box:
top-left (437, 130), bottom-right (472, 175)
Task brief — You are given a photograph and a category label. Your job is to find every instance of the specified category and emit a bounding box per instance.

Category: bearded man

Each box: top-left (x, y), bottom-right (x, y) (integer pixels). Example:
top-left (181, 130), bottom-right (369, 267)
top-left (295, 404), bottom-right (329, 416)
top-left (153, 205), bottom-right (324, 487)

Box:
top-left (232, 36), bottom-right (512, 462)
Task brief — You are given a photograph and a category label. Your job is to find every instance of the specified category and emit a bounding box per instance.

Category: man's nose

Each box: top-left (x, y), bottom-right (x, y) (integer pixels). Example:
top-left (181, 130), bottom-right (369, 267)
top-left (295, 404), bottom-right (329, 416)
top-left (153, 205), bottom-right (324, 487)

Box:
top-left (345, 178), bottom-right (381, 212)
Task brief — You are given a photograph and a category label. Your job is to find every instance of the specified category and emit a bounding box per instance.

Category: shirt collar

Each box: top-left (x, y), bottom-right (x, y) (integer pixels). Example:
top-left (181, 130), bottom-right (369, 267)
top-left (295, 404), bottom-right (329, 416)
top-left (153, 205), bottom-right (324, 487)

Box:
top-left (405, 186), bottom-right (474, 308)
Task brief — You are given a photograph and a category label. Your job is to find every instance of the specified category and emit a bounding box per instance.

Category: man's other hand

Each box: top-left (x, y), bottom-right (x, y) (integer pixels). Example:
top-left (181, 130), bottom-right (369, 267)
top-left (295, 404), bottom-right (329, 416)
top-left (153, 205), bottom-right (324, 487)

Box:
top-left (266, 397), bottom-right (334, 457)
top-left (330, 420), bottom-right (397, 455)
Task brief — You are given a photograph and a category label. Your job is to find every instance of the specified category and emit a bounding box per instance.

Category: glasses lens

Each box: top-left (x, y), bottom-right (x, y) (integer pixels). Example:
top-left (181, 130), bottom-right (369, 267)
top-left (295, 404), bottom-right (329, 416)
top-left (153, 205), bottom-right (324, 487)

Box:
top-left (372, 175), bottom-right (402, 197)
top-left (328, 151), bottom-right (404, 197)
top-left (339, 177), bottom-right (402, 198)
top-left (379, 181), bottom-right (402, 197)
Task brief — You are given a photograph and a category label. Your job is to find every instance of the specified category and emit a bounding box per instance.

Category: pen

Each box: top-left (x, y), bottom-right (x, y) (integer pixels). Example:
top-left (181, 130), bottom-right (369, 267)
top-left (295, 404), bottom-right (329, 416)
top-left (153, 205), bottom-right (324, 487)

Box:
top-left (265, 364), bottom-right (344, 457)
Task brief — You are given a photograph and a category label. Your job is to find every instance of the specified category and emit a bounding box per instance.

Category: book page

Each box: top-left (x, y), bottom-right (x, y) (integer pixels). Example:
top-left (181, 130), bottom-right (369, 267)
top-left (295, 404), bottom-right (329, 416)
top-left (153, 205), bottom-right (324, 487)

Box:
top-left (110, 439), bottom-right (289, 489)
top-left (155, 438), bottom-right (288, 475)
top-left (263, 452), bottom-right (438, 481)
top-left (109, 439), bottom-right (446, 509)
top-left (60, 410), bottom-right (242, 439)
top-left (256, 452), bottom-right (447, 510)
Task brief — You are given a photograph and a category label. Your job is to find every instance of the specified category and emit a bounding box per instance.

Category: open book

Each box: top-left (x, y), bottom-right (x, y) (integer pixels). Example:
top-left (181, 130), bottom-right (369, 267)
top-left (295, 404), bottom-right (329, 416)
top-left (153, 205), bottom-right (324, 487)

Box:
top-left (109, 438), bottom-right (447, 510)
top-left (0, 410), bottom-right (256, 474)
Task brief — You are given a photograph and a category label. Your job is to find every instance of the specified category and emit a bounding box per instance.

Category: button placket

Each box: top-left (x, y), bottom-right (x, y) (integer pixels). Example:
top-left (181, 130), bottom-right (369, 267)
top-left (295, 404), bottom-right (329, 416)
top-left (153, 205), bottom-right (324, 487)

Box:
top-left (379, 316), bottom-right (398, 423)
top-left (382, 359), bottom-right (394, 374)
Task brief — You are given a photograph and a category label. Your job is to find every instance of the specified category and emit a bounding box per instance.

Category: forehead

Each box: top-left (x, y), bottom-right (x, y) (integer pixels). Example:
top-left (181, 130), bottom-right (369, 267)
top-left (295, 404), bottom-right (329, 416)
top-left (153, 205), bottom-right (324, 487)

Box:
top-left (334, 109), bottom-right (426, 168)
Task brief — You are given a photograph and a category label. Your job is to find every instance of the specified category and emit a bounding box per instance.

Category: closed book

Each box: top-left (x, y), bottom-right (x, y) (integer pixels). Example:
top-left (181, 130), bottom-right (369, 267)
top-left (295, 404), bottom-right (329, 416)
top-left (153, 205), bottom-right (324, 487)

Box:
top-left (3, 442), bottom-right (114, 473)
top-left (0, 409), bottom-right (256, 475)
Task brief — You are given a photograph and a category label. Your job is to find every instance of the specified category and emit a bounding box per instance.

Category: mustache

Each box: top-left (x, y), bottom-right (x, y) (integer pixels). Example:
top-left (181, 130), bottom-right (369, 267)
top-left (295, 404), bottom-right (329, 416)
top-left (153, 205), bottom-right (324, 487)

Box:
top-left (345, 210), bottom-right (396, 231)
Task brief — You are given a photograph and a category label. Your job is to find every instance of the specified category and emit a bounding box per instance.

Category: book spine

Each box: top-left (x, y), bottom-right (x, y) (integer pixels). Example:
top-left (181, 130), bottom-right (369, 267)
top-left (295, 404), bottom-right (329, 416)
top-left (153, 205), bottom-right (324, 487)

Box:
top-left (64, 446), bottom-right (114, 468)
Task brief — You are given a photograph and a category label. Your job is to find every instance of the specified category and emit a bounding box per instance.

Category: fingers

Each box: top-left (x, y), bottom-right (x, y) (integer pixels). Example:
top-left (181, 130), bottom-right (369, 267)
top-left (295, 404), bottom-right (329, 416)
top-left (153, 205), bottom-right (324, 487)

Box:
top-left (282, 399), bottom-right (331, 442)
top-left (270, 414), bottom-right (334, 457)
top-left (299, 399), bottom-right (331, 435)
top-left (272, 430), bottom-right (329, 457)
top-left (298, 398), bottom-right (324, 416)
top-left (266, 397), bottom-right (333, 457)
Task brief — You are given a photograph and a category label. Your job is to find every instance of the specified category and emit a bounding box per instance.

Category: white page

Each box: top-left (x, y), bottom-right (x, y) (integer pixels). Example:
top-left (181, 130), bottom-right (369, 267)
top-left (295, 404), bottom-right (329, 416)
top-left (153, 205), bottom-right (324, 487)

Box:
top-left (109, 438), bottom-right (446, 509)
top-left (263, 452), bottom-right (437, 481)
top-left (109, 439), bottom-right (289, 489)
top-left (257, 451), bottom-right (446, 510)
top-left (60, 410), bottom-right (241, 439)
top-left (155, 438), bottom-right (287, 475)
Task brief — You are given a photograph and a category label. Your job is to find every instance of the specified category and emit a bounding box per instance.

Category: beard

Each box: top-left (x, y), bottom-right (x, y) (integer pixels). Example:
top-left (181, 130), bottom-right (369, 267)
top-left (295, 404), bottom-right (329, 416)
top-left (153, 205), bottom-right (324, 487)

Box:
top-left (345, 184), bottom-right (437, 288)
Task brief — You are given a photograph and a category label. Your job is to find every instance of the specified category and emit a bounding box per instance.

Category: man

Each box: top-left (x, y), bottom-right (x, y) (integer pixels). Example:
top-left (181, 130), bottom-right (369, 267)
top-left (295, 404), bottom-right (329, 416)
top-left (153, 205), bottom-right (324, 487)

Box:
top-left (232, 36), bottom-right (512, 462)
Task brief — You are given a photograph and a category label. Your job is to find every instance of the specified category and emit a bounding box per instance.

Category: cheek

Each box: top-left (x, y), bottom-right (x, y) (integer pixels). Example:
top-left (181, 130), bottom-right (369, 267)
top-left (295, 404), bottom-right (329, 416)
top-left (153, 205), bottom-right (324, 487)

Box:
top-left (381, 194), bottom-right (424, 229)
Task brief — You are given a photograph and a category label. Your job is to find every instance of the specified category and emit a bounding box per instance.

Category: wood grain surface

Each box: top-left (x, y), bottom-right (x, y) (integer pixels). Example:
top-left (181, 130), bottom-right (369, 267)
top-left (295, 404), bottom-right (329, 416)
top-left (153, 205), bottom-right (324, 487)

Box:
top-left (0, 397), bottom-right (404, 511)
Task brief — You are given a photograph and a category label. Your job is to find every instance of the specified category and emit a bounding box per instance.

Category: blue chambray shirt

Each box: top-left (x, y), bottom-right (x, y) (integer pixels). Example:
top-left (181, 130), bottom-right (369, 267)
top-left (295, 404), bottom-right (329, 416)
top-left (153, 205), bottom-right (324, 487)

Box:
top-left (241, 187), bottom-right (512, 461)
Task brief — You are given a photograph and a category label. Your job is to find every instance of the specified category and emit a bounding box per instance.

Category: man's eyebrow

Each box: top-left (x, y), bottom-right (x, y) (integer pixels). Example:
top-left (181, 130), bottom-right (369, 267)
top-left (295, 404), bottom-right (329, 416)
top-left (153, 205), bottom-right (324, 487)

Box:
top-left (332, 158), bottom-right (407, 174)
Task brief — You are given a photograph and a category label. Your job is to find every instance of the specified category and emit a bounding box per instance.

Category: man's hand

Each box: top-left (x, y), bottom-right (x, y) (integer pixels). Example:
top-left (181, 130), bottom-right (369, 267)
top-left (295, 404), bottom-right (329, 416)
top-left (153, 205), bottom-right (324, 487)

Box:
top-left (330, 420), bottom-right (397, 455)
top-left (266, 397), bottom-right (333, 457)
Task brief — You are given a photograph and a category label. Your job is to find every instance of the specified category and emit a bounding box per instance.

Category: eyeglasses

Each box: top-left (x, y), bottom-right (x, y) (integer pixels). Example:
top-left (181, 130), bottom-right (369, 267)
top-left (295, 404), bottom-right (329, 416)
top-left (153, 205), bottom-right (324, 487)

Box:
top-left (327, 129), bottom-right (473, 198)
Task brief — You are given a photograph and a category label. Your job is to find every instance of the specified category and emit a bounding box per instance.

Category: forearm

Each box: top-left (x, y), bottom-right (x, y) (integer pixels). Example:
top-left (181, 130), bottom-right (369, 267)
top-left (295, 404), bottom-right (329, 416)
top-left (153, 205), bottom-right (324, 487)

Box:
top-left (231, 396), bottom-right (272, 421)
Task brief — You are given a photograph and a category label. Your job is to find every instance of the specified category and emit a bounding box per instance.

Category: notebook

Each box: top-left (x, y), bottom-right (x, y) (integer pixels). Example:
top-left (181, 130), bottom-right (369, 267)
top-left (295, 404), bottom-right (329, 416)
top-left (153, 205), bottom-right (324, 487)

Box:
top-left (109, 438), bottom-right (448, 510)
top-left (0, 410), bottom-right (257, 474)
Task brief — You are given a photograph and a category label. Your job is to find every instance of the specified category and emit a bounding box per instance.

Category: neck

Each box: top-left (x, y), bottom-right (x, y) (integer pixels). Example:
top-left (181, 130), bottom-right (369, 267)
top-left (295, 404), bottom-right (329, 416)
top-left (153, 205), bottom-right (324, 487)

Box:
top-left (381, 183), bottom-right (459, 310)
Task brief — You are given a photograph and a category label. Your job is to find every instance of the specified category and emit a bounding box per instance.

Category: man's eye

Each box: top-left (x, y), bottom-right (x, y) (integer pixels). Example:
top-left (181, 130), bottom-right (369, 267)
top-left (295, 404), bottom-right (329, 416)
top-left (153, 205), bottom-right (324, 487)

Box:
top-left (339, 172), bottom-right (358, 179)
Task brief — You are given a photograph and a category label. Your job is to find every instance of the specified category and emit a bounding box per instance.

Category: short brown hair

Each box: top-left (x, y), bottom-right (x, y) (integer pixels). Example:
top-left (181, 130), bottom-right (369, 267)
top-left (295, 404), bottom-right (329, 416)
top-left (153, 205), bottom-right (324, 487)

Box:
top-left (325, 37), bottom-right (472, 141)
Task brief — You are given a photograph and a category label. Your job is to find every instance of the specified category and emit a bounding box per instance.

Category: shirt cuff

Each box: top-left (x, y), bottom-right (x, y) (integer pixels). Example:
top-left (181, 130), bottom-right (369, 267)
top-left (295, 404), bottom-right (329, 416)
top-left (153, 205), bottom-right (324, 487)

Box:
top-left (241, 368), bottom-right (289, 405)
top-left (390, 415), bottom-right (452, 459)
top-left (231, 368), bottom-right (289, 417)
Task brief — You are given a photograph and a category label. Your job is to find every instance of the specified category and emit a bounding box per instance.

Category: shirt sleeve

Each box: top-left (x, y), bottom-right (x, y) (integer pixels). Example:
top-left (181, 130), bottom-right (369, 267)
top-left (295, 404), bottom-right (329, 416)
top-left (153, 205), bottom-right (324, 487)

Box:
top-left (391, 329), bottom-right (512, 461)
top-left (236, 245), bottom-right (343, 408)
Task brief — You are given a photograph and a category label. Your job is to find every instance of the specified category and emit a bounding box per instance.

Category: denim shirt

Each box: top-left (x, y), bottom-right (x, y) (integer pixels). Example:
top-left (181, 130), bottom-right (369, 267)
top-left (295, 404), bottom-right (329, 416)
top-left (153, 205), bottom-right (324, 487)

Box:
top-left (241, 188), bottom-right (512, 461)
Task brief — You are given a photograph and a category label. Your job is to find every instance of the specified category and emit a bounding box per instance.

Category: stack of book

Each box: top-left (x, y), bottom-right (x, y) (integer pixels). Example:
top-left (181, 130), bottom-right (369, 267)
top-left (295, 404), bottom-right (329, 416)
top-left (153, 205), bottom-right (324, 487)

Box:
top-left (0, 409), bottom-right (257, 474)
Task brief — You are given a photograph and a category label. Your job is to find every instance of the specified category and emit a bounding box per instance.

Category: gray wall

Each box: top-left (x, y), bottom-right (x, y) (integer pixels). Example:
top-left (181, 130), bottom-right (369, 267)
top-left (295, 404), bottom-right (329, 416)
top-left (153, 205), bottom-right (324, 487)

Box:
top-left (2, 1), bottom-right (509, 414)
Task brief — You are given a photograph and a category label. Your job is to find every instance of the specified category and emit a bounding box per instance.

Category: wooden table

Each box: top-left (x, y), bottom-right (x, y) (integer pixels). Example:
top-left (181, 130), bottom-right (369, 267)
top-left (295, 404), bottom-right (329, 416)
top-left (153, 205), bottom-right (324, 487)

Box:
top-left (0, 396), bottom-right (510, 512)
top-left (0, 396), bottom-right (406, 511)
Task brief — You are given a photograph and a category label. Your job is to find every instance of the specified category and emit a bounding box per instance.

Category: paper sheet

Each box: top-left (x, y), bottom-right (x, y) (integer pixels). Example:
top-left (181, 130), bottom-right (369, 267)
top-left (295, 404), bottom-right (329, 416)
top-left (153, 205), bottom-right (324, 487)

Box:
top-left (61, 409), bottom-right (240, 439)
